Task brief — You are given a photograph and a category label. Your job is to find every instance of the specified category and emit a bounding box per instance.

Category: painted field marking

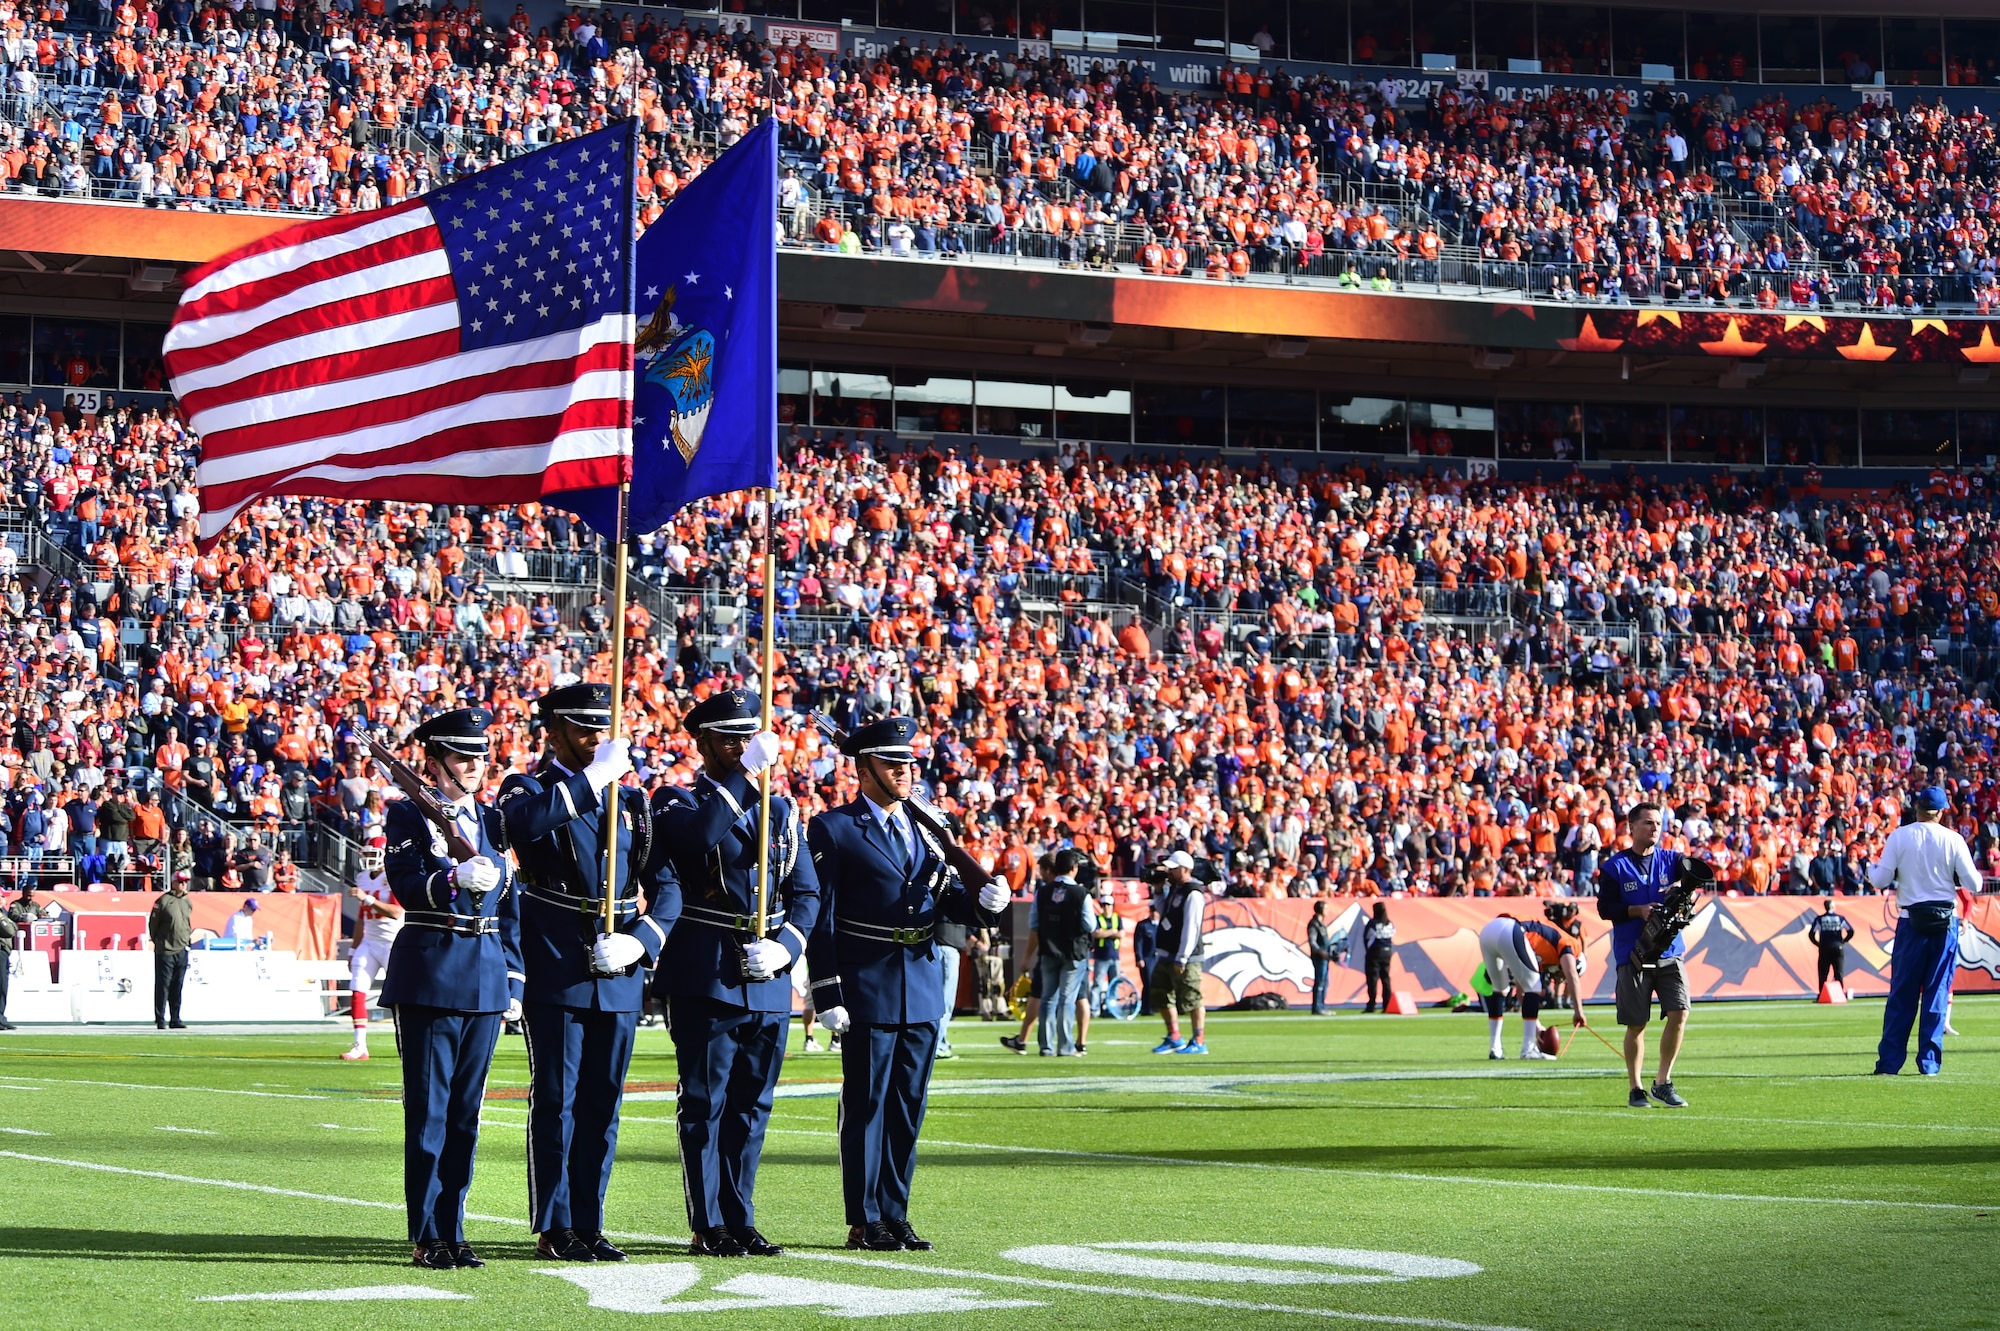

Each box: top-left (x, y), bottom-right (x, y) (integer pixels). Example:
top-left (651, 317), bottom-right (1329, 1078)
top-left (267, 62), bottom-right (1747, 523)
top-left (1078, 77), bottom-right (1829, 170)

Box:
top-left (541, 1263), bottom-right (1041, 1316)
top-left (317, 1124), bottom-right (377, 1132)
top-left (755, 1128), bottom-right (2000, 1212)
top-left (1004, 1242), bottom-right (1481, 1284)
top-left (0, 1074), bottom-right (330, 1101)
top-left (626, 1068), bottom-right (1631, 1104)
top-left (155, 1126), bottom-right (219, 1135)
top-left (792, 1253), bottom-right (1536, 1331)
top-left (1279, 1096), bottom-right (2000, 1136)
top-left (199, 1285), bottom-right (472, 1303)
top-left (0, 1127), bottom-right (48, 1137)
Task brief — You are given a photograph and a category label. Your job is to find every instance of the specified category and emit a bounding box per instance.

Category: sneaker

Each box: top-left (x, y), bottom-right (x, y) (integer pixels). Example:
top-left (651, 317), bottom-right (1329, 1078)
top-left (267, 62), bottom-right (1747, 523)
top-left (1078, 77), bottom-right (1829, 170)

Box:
top-left (802, 1035), bottom-right (821, 1053)
top-left (1074, 1043), bottom-right (1086, 1056)
top-left (1173, 1041), bottom-right (1209, 1055)
top-left (1151, 1038), bottom-right (1185, 1054)
top-left (1628, 1088), bottom-right (1652, 1109)
top-left (1520, 1048), bottom-right (1555, 1061)
top-left (1489, 1049), bottom-right (1504, 1060)
top-left (1648, 1081), bottom-right (1688, 1108)
top-left (935, 1046), bottom-right (957, 1060)
top-left (1000, 1035), bottom-right (1027, 1054)
top-left (1942, 1023), bottom-right (1961, 1037)
top-left (340, 1046), bottom-right (369, 1062)
top-left (829, 1035), bottom-right (843, 1054)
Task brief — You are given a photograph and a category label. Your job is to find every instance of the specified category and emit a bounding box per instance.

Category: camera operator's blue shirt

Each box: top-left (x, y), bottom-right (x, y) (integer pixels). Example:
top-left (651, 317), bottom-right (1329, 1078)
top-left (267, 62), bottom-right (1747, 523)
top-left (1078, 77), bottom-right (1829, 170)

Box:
top-left (1596, 846), bottom-right (1687, 967)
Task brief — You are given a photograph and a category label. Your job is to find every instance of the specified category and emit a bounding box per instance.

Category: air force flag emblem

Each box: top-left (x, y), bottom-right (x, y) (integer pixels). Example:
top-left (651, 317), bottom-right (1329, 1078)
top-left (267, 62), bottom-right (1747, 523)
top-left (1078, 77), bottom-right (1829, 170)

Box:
top-left (638, 288), bottom-right (715, 465)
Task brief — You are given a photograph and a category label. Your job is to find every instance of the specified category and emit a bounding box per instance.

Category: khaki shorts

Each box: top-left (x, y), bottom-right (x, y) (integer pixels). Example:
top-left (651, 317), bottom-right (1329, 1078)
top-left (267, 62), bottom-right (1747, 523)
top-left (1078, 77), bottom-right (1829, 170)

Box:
top-left (1616, 960), bottom-right (1690, 1027)
top-left (1150, 958), bottom-right (1205, 1016)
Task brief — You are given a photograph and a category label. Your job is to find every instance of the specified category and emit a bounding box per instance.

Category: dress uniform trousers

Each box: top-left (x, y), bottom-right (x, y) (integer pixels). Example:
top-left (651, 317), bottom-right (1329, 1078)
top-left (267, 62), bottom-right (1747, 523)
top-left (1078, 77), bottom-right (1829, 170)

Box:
top-left (671, 996), bottom-right (787, 1230)
top-left (838, 1021), bottom-right (940, 1226)
top-left (396, 1006), bottom-right (502, 1243)
top-left (523, 1004), bottom-right (639, 1235)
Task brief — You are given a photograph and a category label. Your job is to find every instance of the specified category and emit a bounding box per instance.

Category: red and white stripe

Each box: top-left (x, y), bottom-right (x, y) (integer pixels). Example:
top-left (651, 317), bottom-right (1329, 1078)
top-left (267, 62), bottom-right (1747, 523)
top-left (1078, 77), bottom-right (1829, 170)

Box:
top-left (166, 200), bottom-right (631, 547)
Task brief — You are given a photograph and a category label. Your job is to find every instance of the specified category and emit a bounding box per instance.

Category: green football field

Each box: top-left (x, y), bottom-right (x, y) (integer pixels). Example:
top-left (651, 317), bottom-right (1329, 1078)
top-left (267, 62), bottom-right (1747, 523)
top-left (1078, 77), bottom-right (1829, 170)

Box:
top-left (1, 997), bottom-right (1994, 1331)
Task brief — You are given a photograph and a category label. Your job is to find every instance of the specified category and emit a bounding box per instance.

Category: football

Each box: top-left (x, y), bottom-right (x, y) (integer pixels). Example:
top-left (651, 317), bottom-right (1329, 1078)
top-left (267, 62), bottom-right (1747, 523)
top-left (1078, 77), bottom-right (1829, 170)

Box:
top-left (1537, 1026), bottom-right (1564, 1058)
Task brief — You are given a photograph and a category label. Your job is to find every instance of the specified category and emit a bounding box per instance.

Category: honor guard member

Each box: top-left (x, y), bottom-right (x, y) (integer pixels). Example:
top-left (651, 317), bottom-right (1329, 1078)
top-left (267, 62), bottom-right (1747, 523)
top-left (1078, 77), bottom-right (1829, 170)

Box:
top-left (651, 686), bottom-right (820, 1259)
top-left (377, 708), bottom-right (522, 1272)
top-left (499, 682), bottom-right (680, 1264)
top-left (805, 717), bottom-right (1008, 1253)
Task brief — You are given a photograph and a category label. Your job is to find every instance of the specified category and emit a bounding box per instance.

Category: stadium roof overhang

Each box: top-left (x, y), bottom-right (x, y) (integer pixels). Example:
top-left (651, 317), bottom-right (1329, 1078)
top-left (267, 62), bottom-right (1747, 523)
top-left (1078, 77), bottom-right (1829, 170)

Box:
top-left (1, 198), bottom-right (1990, 410)
top-left (778, 254), bottom-right (2000, 411)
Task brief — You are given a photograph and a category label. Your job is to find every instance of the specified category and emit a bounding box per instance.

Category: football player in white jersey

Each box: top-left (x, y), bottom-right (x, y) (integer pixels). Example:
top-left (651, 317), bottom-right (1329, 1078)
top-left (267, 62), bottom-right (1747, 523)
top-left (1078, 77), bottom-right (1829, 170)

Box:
top-left (342, 844), bottom-right (403, 1061)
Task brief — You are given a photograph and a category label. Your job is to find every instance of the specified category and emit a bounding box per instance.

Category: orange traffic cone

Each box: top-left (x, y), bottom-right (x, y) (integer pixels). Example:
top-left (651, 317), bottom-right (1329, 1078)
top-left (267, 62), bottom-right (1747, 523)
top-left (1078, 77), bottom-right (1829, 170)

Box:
top-left (1385, 991), bottom-right (1419, 1015)
top-left (1817, 980), bottom-right (1847, 1004)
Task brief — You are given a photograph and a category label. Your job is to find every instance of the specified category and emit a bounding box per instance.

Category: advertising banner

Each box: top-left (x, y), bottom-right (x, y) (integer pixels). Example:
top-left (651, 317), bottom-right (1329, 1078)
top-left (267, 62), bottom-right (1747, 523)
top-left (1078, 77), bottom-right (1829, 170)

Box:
top-left (1102, 892), bottom-right (2000, 1009)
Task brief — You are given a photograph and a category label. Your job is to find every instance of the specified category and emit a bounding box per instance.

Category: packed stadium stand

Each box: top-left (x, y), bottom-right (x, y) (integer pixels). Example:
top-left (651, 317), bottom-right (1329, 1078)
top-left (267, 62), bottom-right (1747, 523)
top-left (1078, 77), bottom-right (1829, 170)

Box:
top-left (1, 0), bottom-right (1998, 919)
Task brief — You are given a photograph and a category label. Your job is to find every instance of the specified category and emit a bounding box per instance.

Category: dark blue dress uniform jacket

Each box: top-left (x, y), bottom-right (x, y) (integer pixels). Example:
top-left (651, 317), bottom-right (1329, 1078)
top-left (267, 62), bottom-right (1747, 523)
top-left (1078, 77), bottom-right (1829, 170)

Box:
top-left (804, 799), bottom-right (997, 1024)
top-left (379, 797), bottom-right (522, 1012)
top-left (499, 758), bottom-right (678, 1006)
top-left (651, 768), bottom-right (820, 1009)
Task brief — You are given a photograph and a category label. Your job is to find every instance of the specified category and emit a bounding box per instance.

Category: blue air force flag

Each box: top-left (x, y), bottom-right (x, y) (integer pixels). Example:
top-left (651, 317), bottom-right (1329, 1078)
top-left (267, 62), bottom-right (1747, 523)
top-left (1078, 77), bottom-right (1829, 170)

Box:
top-left (547, 117), bottom-right (778, 539)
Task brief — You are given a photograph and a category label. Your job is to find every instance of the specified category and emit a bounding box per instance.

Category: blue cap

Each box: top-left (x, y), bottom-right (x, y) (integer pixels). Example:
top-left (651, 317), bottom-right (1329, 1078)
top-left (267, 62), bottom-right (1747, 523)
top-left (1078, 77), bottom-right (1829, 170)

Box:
top-left (409, 707), bottom-right (493, 756)
top-left (842, 716), bottom-right (921, 763)
top-left (537, 682), bottom-right (612, 729)
top-left (686, 688), bottom-right (762, 736)
top-left (1916, 786), bottom-right (1951, 811)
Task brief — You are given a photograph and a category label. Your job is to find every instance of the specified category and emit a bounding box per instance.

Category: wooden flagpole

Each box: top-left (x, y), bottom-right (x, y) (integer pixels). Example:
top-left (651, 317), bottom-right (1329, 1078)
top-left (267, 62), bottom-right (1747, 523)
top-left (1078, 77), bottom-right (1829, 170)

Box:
top-left (753, 485), bottom-right (777, 937)
top-left (600, 479), bottom-right (631, 936)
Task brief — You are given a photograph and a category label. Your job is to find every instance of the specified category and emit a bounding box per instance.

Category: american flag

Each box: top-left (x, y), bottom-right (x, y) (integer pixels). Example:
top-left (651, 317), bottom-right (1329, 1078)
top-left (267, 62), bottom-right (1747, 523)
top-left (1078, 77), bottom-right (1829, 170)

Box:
top-left (167, 123), bottom-right (637, 548)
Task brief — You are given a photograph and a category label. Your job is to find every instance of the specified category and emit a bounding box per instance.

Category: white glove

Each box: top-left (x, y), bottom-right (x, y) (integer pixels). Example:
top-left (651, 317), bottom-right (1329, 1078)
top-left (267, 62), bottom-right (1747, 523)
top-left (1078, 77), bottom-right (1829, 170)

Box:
top-left (816, 1005), bottom-right (851, 1035)
top-left (742, 937), bottom-right (790, 980)
top-left (591, 932), bottom-right (647, 974)
top-left (583, 737), bottom-right (632, 790)
top-left (504, 998), bottom-right (522, 1023)
top-left (453, 857), bottom-right (500, 893)
top-left (978, 880), bottom-right (1010, 913)
top-left (740, 730), bottom-right (782, 776)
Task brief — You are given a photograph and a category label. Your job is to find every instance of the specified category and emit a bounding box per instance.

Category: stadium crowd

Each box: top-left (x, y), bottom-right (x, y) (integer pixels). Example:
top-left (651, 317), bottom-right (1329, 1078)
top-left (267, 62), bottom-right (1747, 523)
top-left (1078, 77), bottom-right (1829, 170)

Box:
top-left (0, 0), bottom-right (1992, 306)
top-left (6, 382), bottom-right (2000, 903)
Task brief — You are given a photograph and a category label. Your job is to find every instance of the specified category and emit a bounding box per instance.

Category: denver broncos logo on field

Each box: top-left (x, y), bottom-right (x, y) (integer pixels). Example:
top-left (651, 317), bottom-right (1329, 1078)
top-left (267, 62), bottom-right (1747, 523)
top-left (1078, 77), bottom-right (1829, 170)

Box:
top-left (1200, 907), bottom-right (1315, 999)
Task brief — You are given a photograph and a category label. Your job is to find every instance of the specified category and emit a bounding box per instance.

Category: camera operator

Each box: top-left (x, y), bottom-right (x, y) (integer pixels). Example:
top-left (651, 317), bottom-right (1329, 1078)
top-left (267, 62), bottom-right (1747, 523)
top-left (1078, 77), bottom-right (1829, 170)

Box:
top-left (1597, 803), bottom-right (1692, 1109)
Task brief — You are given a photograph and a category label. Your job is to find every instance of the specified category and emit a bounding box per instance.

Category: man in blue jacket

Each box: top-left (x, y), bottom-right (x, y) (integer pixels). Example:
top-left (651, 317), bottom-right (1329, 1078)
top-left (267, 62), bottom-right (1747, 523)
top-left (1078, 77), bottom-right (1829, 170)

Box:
top-left (499, 683), bottom-right (679, 1263)
top-left (806, 717), bottom-right (1008, 1251)
top-left (379, 707), bottom-right (521, 1271)
top-left (650, 687), bottom-right (819, 1258)
top-left (1596, 802), bottom-right (1694, 1109)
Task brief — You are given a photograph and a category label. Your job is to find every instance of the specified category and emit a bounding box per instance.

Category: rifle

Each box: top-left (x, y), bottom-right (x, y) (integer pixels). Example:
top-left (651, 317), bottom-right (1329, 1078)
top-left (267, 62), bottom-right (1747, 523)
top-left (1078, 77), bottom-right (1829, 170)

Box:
top-left (811, 713), bottom-right (996, 891)
top-left (361, 734), bottom-right (479, 863)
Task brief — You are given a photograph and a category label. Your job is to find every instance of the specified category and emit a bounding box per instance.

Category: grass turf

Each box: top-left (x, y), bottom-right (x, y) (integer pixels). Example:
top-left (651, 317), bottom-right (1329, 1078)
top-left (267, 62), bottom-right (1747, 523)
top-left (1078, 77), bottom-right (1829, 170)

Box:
top-left (0, 997), bottom-right (1993, 1330)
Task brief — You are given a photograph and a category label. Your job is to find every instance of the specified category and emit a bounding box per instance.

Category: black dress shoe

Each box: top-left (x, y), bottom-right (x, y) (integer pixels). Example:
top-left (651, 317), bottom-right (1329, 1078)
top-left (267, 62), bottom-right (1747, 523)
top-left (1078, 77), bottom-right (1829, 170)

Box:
top-left (412, 1240), bottom-right (458, 1270)
top-left (536, 1228), bottom-right (597, 1261)
top-left (583, 1232), bottom-right (627, 1261)
top-left (155, 1020), bottom-right (166, 1030)
top-left (885, 1220), bottom-right (932, 1251)
top-left (451, 1243), bottom-right (484, 1268)
top-left (847, 1222), bottom-right (905, 1252)
top-left (168, 1020), bottom-right (187, 1029)
top-left (689, 1226), bottom-right (748, 1258)
top-left (728, 1226), bottom-right (783, 1256)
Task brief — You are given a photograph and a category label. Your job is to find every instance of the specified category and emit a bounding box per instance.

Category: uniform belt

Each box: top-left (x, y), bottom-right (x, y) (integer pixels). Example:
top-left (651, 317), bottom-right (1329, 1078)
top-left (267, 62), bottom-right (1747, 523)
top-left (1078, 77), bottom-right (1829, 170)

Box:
top-left (523, 885), bottom-right (635, 918)
top-left (682, 904), bottom-right (786, 934)
top-left (402, 911), bottom-right (500, 937)
top-left (838, 918), bottom-right (934, 946)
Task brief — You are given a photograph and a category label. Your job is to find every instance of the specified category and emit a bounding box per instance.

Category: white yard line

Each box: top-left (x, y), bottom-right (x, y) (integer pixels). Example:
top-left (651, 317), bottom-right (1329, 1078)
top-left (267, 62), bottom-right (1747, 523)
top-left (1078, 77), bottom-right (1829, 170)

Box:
top-left (0, 1074), bottom-right (331, 1101)
top-left (790, 1253), bottom-right (1537, 1331)
top-left (753, 1127), bottom-right (1999, 1212)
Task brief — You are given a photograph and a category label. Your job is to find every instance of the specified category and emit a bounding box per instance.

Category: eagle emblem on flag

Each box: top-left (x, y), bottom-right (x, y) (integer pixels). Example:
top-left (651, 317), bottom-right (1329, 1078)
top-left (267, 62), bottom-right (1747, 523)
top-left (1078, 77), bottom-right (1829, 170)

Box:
top-left (637, 286), bottom-right (715, 465)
